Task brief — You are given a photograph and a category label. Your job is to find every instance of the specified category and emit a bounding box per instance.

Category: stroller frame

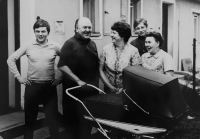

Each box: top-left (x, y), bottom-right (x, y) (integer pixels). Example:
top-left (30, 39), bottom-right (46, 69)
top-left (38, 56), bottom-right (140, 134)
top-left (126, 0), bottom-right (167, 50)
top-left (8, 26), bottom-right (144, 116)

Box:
top-left (66, 84), bottom-right (168, 139)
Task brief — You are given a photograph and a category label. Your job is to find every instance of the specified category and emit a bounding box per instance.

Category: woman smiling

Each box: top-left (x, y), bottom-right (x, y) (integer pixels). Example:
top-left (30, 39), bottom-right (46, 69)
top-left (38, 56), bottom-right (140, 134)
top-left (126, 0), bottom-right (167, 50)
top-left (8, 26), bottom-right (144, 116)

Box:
top-left (99, 21), bottom-right (141, 94)
top-left (142, 31), bottom-right (174, 76)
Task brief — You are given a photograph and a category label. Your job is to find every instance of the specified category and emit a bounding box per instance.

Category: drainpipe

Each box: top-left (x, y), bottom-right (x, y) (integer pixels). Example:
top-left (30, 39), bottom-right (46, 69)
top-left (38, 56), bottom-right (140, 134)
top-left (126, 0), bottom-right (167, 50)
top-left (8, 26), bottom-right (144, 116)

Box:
top-left (193, 38), bottom-right (196, 94)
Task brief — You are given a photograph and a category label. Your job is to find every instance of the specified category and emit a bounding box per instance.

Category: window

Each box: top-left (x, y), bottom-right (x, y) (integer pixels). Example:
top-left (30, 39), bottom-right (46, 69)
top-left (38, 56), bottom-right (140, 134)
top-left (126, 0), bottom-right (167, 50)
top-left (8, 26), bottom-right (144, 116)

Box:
top-left (130, 0), bottom-right (141, 35)
top-left (81, 0), bottom-right (103, 39)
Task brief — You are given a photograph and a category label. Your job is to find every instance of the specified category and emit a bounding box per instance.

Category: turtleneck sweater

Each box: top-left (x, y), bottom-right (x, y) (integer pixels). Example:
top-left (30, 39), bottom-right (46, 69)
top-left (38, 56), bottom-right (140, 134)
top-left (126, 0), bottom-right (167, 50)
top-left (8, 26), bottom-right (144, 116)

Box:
top-left (58, 33), bottom-right (99, 89)
top-left (130, 36), bottom-right (148, 56)
top-left (7, 40), bottom-right (61, 81)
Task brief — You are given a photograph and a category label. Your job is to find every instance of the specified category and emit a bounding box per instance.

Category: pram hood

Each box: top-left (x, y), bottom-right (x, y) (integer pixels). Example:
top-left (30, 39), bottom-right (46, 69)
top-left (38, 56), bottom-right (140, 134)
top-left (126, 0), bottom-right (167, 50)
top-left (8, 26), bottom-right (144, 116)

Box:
top-left (123, 65), bottom-right (189, 119)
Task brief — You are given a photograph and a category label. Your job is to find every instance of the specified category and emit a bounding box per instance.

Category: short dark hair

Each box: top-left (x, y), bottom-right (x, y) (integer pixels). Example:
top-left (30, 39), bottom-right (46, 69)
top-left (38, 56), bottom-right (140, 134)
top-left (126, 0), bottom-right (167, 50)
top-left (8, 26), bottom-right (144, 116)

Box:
top-left (146, 31), bottom-right (164, 48)
top-left (74, 18), bottom-right (79, 33)
top-left (33, 16), bottom-right (50, 34)
top-left (134, 18), bottom-right (148, 29)
top-left (111, 21), bottom-right (131, 43)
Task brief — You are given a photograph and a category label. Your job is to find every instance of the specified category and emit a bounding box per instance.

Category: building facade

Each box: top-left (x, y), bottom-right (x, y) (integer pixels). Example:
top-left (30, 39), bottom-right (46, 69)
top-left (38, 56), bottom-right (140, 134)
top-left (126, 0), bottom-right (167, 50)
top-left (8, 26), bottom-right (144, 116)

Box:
top-left (1, 0), bottom-right (200, 114)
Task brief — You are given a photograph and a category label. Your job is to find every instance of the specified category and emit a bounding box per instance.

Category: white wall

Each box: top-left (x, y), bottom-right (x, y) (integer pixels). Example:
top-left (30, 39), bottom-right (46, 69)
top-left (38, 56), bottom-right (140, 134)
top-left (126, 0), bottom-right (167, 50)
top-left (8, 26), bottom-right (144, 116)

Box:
top-left (35, 0), bottom-right (80, 46)
top-left (177, 0), bottom-right (200, 69)
top-left (143, 0), bottom-right (161, 32)
top-left (20, 0), bottom-right (35, 109)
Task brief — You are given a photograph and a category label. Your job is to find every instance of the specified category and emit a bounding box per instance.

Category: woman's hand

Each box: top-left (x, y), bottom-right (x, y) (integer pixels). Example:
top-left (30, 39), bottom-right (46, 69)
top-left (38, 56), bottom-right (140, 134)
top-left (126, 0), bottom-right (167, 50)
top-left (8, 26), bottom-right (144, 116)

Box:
top-left (116, 88), bottom-right (123, 94)
top-left (109, 86), bottom-right (119, 94)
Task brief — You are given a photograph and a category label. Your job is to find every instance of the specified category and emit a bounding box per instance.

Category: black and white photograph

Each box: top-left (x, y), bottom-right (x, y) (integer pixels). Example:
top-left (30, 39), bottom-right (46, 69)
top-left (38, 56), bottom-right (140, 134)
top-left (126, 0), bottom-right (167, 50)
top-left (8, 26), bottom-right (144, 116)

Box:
top-left (1, 0), bottom-right (200, 138)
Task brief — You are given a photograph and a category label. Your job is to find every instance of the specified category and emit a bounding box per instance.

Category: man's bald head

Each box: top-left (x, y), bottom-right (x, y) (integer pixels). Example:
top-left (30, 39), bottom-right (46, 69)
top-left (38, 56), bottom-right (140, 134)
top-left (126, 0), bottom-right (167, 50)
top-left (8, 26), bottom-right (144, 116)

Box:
top-left (75, 17), bottom-right (92, 30)
top-left (75, 17), bottom-right (92, 39)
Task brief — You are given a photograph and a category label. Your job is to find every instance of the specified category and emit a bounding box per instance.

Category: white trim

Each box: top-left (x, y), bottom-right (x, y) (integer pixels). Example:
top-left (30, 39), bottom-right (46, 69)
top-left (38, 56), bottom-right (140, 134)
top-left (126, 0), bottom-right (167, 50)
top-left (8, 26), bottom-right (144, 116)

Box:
top-left (80, 0), bottom-right (83, 17)
top-left (191, 8), bottom-right (200, 14)
top-left (21, 0), bottom-right (36, 110)
top-left (98, 0), bottom-right (103, 39)
top-left (30, 0), bottom-right (35, 40)
top-left (191, 8), bottom-right (200, 44)
top-left (162, 0), bottom-right (175, 4)
top-left (127, 0), bottom-right (131, 24)
top-left (141, 0), bottom-right (144, 18)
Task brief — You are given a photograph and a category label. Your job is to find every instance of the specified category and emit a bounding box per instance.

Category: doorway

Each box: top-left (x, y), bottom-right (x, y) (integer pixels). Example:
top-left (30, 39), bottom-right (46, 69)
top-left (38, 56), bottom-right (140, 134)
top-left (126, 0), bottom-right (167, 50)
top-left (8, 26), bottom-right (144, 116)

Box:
top-left (162, 2), bottom-right (174, 57)
top-left (162, 3), bottom-right (168, 52)
top-left (0, 0), bottom-right (20, 115)
top-left (0, 0), bottom-right (9, 115)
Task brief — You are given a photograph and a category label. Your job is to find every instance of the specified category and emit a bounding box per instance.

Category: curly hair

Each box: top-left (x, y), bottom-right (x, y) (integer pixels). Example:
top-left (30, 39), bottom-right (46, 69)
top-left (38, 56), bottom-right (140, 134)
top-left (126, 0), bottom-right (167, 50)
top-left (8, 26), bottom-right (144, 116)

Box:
top-left (111, 21), bottom-right (131, 43)
top-left (33, 16), bottom-right (50, 34)
top-left (146, 31), bottom-right (164, 48)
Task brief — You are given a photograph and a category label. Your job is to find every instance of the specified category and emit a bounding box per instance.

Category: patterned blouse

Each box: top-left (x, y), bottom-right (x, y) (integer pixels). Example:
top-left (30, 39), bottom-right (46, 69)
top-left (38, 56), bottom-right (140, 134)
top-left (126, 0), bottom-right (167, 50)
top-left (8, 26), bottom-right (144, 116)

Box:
top-left (141, 49), bottom-right (174, 74)
top-left (100, 43), bottom-right (141, 89)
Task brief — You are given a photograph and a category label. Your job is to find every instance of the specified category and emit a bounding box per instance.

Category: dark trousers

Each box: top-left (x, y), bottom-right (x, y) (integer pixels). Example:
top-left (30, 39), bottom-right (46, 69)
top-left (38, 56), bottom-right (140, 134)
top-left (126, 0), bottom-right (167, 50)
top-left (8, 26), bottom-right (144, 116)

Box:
top-left (24, 82), bottom-right (60, 139)
top-left (62, 86), bottom-right (99, 139)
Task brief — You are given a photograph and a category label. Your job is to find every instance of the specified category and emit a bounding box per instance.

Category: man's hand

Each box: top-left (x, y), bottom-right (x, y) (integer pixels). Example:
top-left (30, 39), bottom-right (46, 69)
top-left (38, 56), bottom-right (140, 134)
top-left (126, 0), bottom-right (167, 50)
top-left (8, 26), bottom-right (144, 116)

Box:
top-left (16, 76), bottom-right (31, 85)
top-left (76, 80), bottom-right (86, 86)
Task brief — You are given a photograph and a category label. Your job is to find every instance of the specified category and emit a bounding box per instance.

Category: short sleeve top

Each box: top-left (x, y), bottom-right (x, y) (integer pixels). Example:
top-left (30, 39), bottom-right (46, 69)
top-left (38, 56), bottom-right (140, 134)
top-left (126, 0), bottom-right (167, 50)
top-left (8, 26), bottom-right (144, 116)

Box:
top-left (100, 43), bottom-right (141, 88)
top-left (141, 49), bottom-right (174, 74)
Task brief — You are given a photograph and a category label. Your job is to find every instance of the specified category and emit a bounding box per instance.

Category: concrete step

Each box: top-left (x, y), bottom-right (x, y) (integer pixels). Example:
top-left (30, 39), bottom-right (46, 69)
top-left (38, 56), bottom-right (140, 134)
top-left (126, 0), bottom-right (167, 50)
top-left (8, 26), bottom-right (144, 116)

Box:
top-left (0, 111), bottom-right (66, 139)
top-left (0, 111), bottom-right (46, 139)
top-left (0, 111), bottom-right (45, 133)
top-left (13, 127), bottom-right (66, 139)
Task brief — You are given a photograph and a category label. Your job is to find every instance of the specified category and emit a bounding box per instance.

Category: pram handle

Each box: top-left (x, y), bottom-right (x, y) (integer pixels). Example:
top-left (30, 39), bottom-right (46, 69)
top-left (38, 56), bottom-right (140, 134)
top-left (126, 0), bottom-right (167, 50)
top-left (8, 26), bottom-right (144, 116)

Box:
top-left (66, 84), bottom-right (110, 139)
top-left (66, 84), bottom-right (106, 95)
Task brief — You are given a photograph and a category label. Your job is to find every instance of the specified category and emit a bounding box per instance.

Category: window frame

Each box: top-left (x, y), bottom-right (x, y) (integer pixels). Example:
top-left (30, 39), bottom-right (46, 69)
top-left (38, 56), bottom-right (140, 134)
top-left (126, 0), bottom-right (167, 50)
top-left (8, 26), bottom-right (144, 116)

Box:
top-left (193, 13), bottom-right (199, 40)
top-left (191, 9), bottom-right (200, 43)
top-left (128, 0), bottom-right (143, 37)
top-left (80, 0), bottom-right (103, 39)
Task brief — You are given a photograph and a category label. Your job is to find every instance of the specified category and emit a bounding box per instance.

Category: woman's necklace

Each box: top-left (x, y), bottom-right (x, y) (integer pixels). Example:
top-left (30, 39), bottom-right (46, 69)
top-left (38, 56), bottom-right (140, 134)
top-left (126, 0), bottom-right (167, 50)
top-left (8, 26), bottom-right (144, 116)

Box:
top-left (114, 44), bottom-right (125, 86)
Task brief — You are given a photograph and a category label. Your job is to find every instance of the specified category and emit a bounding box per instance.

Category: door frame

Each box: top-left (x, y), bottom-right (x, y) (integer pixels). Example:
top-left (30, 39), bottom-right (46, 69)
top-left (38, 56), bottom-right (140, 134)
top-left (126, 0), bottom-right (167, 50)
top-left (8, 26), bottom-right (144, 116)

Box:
top-left (161, 0), bottom-right (176, 70)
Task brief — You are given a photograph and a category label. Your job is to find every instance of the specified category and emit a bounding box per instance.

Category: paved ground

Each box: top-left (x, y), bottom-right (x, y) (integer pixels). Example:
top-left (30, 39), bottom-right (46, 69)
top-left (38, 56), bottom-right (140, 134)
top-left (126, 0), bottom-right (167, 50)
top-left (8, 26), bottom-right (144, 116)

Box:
top-left (166, 110), bottom-right (200, 139)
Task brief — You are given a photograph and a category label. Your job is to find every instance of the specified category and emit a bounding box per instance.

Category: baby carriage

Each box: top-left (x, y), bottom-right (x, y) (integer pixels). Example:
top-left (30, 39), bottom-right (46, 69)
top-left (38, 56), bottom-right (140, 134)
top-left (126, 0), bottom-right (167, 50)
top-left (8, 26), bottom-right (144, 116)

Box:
top-left (66, 65), bottom-right (189, 139)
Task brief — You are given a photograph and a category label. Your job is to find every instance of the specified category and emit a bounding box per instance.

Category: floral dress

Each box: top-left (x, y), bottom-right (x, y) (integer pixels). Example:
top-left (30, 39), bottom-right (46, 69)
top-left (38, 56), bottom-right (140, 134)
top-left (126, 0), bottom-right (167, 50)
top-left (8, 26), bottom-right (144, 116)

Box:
top-left (100, 43), bottom-right (141, 89)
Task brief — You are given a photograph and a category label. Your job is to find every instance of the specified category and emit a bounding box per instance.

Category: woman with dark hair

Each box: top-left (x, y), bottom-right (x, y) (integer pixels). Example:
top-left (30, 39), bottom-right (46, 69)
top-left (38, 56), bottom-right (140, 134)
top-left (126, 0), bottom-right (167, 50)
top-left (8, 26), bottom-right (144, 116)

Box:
top-left (142, 31), bottom-right (174, 76)
top-left (130, 18), bottom-right (148, 56)
top-left (99, 21), bottom-right (141, 94)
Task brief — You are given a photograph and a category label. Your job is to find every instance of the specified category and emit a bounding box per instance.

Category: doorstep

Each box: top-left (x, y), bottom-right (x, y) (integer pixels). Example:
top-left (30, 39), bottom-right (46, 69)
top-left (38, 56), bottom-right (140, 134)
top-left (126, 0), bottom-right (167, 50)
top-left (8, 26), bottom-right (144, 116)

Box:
top-left (0, 111), bottom-right (45, 133)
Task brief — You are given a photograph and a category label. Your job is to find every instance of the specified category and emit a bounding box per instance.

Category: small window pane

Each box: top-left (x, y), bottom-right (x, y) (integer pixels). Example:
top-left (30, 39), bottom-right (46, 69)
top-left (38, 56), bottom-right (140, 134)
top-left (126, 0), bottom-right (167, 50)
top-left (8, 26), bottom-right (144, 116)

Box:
top-left (194, 15), bottom-right (198, 39)
top-left (83, 0), bottom-right (100, 34)
top-left (130, 0), bottom-right (141, 36)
